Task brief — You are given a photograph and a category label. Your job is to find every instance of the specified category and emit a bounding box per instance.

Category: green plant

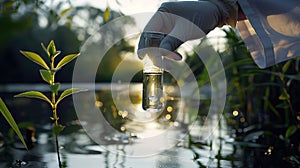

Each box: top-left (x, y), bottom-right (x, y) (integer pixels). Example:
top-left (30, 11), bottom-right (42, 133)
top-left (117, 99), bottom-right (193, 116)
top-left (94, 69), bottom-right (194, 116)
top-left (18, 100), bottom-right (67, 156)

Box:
top-left (220, 28), bottom-right (300, 167)
top-left (184, 27), bottom-right (300, 167)
top-left (14, 40), bottom-right (86, 168)
top-left (0, 98), bottom-right (28, 149)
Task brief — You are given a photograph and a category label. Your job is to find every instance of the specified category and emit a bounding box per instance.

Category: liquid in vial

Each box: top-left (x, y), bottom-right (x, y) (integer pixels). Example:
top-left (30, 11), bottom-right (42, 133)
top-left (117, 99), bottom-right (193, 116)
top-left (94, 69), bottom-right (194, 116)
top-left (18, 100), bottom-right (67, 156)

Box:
top-left (142, 72), bottom-right (163, 112)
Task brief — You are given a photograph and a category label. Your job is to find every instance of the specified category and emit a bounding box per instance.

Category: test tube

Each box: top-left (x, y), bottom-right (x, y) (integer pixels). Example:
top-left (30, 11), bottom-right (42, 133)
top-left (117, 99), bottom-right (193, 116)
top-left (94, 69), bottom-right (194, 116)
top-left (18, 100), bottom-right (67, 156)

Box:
top-left (141, 32), bottom-right (165, 112)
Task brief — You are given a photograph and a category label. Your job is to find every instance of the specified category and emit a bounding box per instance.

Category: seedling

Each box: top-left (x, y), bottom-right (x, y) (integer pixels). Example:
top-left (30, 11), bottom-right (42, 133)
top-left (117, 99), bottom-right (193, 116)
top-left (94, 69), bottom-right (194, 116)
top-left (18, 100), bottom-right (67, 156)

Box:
top-left (15, 40), bottom-right (86, 168)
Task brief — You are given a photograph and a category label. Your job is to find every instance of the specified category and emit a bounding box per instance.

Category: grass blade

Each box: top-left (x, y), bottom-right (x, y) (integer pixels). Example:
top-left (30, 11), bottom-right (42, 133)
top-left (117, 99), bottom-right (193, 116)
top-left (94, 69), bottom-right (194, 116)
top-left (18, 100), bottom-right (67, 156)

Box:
top-left (0, 98), bottom-right (28, 150)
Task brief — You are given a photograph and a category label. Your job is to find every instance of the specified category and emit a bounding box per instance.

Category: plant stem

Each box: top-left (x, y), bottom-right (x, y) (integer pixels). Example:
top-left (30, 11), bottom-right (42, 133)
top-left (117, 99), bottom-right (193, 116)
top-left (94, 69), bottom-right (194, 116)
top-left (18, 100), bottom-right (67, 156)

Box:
top-left (53, 105), bottom-right (62, 168)
top-left (50, 58), bottom-right (62, 168)
top-left (55, 132), bottom-right (62, 168)
top-left (276, 65), bottom-right (296, 125)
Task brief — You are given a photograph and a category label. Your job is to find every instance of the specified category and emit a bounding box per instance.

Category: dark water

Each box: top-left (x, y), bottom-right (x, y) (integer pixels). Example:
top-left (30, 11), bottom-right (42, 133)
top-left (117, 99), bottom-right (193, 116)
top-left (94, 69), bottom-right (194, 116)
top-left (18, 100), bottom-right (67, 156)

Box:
top-left (0, 84), bottom-right (298, 168)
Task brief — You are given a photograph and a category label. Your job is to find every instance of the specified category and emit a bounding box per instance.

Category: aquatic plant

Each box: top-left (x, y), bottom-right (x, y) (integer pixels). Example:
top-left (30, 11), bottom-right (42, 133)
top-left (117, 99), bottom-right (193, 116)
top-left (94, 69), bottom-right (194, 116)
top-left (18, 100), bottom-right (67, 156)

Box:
top-left (184, 27), bottom-right (300, 167)
top-left (15, 40), bottom-right (86, 168)
top-left (220, 28), bottom-right (300, 167)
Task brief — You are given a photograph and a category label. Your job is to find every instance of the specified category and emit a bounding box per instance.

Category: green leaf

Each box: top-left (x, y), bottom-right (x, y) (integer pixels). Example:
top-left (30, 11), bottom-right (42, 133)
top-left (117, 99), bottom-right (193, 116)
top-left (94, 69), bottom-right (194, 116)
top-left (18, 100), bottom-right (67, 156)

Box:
top-left (50, 83), bottom-right (60, 95)
top-left (285, 125), bottom-right (298, 139)
top-left (41, 43), bottom-right (50, 57)
top-left (103, 7), bottom-right (110, 22)
top-left (15, 91), bottom-right (52, 105)
top-left (20, 50), bottom-right (49, 70)
top-left (56, 88), bottom-right (87, 105)
top-left (47, 40), bottom-right (56, 57)
top-left (8, 122), bottom-right (34, 143)
top-left (65, 22), bottom-right (72, 29)
top-left (264, 99), bottom-right (281, 118)
top-left (0, 98), bottom-right (28, 150)
top-left (279, 90), bottom-right (290, 100)
top-left (287, 156), bottom-right (300, 165)
top-left (282, 60), bottom-right (292, 73)
top-left (52, 51), bottom-right (61, 59)
top-left (53, 124), bottom-right (65, 135)
top-left (224, 58), bottom-right (253, 71)
top-left (67, 15), bottom-right (73, 20)
top-left (40, 70), bottom-right (52, 84)
top-left (55, 53), bottom-right (80, 70)
top-left (244, 131), bottom-right (265, 141)
top-left (276, 102), bottom-right (289, 109)
top-left (60, 7), bottom-right (72, 16)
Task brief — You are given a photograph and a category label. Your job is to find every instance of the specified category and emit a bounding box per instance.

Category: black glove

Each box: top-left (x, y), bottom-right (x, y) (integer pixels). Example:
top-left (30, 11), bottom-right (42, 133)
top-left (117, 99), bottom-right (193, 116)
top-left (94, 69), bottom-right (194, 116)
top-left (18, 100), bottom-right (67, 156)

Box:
top-left (138, 1), bottom-right (226, 61)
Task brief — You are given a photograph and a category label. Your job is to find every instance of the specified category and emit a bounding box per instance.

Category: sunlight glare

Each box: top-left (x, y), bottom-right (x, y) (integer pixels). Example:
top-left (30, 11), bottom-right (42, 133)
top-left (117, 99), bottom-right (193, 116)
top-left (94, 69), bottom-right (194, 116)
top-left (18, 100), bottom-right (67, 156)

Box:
top-left (232, 110), bottom-right (239, 116)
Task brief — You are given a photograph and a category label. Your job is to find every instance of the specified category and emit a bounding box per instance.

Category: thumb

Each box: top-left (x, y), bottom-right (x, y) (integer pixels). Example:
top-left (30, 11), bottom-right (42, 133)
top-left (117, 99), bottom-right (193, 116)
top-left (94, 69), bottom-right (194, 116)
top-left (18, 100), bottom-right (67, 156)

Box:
top-left (159, 35), bottom-right (183, 60)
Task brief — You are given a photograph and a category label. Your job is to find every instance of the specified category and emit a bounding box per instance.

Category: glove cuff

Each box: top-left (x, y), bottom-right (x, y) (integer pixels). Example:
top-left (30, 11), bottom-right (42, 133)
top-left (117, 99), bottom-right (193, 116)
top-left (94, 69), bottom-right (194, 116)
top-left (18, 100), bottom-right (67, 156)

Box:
top-left (207, 0), bottom-right (238, 27)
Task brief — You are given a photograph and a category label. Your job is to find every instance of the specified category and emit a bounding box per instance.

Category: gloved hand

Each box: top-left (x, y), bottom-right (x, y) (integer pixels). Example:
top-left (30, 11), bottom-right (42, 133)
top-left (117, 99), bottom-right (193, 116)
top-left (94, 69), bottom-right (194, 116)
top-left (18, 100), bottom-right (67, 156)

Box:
top-left (138, 1), bottom-right (228, 62)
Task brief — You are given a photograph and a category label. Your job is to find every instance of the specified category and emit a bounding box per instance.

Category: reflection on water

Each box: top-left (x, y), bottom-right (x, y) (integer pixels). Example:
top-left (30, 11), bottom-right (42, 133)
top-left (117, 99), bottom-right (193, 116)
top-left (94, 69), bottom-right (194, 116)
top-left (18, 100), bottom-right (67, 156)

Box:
top-left (0, 83), bottom-right (244, 167)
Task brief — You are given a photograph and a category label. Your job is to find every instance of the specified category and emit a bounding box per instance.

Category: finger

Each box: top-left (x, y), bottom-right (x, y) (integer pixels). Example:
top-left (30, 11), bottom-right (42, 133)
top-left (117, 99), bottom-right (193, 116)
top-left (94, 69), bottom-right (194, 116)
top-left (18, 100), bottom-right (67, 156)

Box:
top-left (138, 36), bottom-right (183, 61)
top-left (137, 34), bottom-right (146, 59)
top-left (159, 35), bottom-right (183, 60)
top-left (143, 12), bottom-right (173, 34)
top-left (164, 51), bottom-right (182, 60)
top-left (161, 57), bottom-right (180, 72)
top-left (152, 48), bottom-right (181, 71)
top-left (138, 32), bottom-right (165, 59)
top-left (159, 1), bottom-right (220, 34)
top-left (150, 52), bottom-right (177, 71)
top-left (138, 10), bottom-right (176, 58)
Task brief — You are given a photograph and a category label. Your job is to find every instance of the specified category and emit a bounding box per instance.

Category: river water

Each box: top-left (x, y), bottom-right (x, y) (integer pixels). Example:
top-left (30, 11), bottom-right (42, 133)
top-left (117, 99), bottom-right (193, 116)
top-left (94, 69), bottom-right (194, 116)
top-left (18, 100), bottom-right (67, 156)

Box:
top-left (0, 83), bottom-right (249, 168)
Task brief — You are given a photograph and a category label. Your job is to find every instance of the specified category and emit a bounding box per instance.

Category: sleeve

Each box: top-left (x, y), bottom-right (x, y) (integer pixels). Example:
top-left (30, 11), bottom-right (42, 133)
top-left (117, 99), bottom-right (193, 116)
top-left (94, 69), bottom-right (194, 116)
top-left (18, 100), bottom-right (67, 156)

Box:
top-left (236, 0), bottom-right (300, 68)
top-left (208, 0), bottom-right (238, 27)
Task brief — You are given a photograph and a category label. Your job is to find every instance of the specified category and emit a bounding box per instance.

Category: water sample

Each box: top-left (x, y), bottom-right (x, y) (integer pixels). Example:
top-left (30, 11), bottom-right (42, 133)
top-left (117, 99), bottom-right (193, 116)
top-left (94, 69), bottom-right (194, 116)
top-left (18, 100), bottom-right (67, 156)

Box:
top-left (142, 72), bottom-right (163, 112)
top-left (141, 32), bottom-right (165, 112)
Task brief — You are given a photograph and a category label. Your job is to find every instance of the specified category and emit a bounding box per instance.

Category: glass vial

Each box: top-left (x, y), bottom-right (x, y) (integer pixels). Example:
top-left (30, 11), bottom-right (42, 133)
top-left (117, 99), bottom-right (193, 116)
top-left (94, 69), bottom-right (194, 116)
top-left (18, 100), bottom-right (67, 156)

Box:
top-left (141, 32), bottom-right (165, 112)
top-left (142, 56), bottom-right (163, 112)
